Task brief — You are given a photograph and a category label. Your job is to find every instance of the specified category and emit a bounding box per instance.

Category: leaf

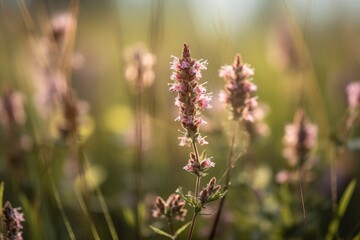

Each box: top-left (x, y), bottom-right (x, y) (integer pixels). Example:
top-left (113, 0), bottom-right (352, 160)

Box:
top-left (176, 188), bottom-right (199, 208)
top-left (325, 179), bottom-right (357, 240)
top-left (149, 225), bottom-right (173, 239)
top-left (123, 207), bottom-right (135, 227)
top-left (199, 150), bottom-right (207, 161)
top-left (353, 231), bottom-right (360, 240)
top-left (338, 179), bottom-right (356, 217)
top-left (174, 221), bottom-right (192, 238)
top-left (207, 190), bottom-right (227, 203)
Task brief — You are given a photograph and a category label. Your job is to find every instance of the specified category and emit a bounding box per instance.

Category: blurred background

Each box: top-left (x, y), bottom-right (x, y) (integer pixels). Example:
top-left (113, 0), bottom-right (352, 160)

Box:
top-left (1, 0), bottom-right (360, 239)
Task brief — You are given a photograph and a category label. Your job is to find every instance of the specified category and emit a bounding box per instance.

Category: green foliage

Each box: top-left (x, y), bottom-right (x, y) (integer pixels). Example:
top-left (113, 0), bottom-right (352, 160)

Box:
top-left (149, 221), bottom-right (191, 240)
top-left (326, 179), bottom-right (357, 240)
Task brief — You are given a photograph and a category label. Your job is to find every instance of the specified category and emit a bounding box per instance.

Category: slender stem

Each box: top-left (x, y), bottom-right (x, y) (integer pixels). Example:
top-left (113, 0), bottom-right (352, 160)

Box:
top-left (191, 142), bottom-right (201, 197)
top-left (168, 217), bottom-right (175, 236)
top-left (187, 142), bottom-right (202, 240)
top-left (297, 167), bottom-right (307, 224)
top-left (208, 121), bottom-right (238, 240)
top-left (134, 81), bottom-right (143, 240)
top-left (187, 212), bottom-right (198, 240)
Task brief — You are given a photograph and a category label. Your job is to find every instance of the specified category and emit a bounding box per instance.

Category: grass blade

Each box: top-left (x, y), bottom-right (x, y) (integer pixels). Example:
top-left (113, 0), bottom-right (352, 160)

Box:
top-left (325, 179), bottom-right (357, 240)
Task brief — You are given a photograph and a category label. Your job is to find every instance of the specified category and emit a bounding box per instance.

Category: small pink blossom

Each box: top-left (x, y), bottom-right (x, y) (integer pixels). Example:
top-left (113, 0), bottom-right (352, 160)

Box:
top-left (174, 97), bottom-right (181, 107)
top-left (195, 117), bottom-right (207, 126)
top-left (219, 65), bottom-right (234, 80)
top-left (197, 136), bottom-right (208, 145)
top-left (242, 64), bottom-right (254, 78)
top-left (196, 84), bottom-right (206, 94)
top-left (200, 157), bottom-right (215, 169)
top-left (242, 111), bottom-right (254, 122)
top-left (181, 60), bottom-right (190, 69)
top-left (197, 94), bottom-right (212, 109)
top-left (346, 81), bottom-right (360, 108)
top-left (169, 83), bottom-right (183, 92)
top-left (276, 170), bottom-right (290, 184)
top-left (243, 81), bottom-right (257, 92)
top-left (245, 97), bottom-right (258, 108)
top-left (170, 56), bottom-right (180, 70)
top-left (218, 90), bottom-right (229, 103)
top-left (178, 136), bottom-right (191, 146)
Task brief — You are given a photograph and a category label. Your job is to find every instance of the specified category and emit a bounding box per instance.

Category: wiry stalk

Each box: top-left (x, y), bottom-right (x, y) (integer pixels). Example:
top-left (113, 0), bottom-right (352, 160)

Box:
top-left (187, 142), bottom-right (201, 240)
top-left (134, 85), bottom-right (143, 240)
top-left (209, 121), bottom-right (238, 240)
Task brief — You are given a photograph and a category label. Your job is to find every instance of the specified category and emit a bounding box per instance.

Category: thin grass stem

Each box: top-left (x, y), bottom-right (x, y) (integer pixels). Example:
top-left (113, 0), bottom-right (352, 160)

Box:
top-left (208, 120), bottom-right (238, 240)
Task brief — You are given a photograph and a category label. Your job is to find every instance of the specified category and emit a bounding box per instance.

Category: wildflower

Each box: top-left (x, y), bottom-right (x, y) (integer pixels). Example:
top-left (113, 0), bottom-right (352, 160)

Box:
top-left (169, 43), bottom-right (211, 145)
top-left (346, 81), bottom-right (360, 109)
top-left (199, 177), bottom-right (221, 205)
top-left (282, 109), bottom-right (318, 167)
top-left (0, 90), bottom-right (26, 128)
top-left (2, 201), bottom-right (25, 240)
top-left (266, 15), bottom-right (301, 71)
top-left (183, 153), bottom-right (215, 176)
top-left (245, 103), bottom-right (271, 139)
top-left (152, 194), bottom-right (187, 221)
top-left (218, 54), bottom-right (257, 122)
top-left (124, 44), bottom-right (156, 91)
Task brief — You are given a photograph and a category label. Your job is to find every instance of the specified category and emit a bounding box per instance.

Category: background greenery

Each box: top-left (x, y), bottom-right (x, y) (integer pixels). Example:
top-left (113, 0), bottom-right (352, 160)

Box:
top-left (0, 0), bottom-right (360, 239)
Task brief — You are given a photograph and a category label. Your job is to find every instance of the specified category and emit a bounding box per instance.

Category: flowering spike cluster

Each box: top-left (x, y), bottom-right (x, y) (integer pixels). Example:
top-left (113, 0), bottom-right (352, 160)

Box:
top-left (152, 194), bottom-right (187, 221)
top-left (218, 54), bottom-right (257, 122)
top-left (282, 109), bottom-right (318, 167)
top-left (199, 177), bottom-right (221, 205)
top-left (124, 44), bottom-right (156, 91)
top-left (183, 152), bottom-right (215, 176)
top-left (1, 201), bottom-right (25, 240)
top-left (169, 43), bottom-right (211, 146)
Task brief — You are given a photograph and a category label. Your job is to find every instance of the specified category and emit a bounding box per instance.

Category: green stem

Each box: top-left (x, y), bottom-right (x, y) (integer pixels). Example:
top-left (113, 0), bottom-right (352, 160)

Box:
top-left (208, 121), bottom-right (238, 240)
top-left (187, 142), bottom-right (202, 240)
top-left (187, 212), bottom-right (198, 240)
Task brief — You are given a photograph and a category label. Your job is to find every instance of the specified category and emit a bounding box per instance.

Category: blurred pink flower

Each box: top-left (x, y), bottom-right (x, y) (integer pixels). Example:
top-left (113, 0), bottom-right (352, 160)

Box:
top-left (346, 81), bottom-right (360, 108)
top-left (218, 54), bottom-right (257, 122)
top-left (282, 109), bottom-right (318, 167)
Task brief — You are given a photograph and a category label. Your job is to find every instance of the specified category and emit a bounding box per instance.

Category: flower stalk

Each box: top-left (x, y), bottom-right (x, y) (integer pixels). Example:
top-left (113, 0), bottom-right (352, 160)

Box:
top-left (209, 54), bottom-right (257, 239)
